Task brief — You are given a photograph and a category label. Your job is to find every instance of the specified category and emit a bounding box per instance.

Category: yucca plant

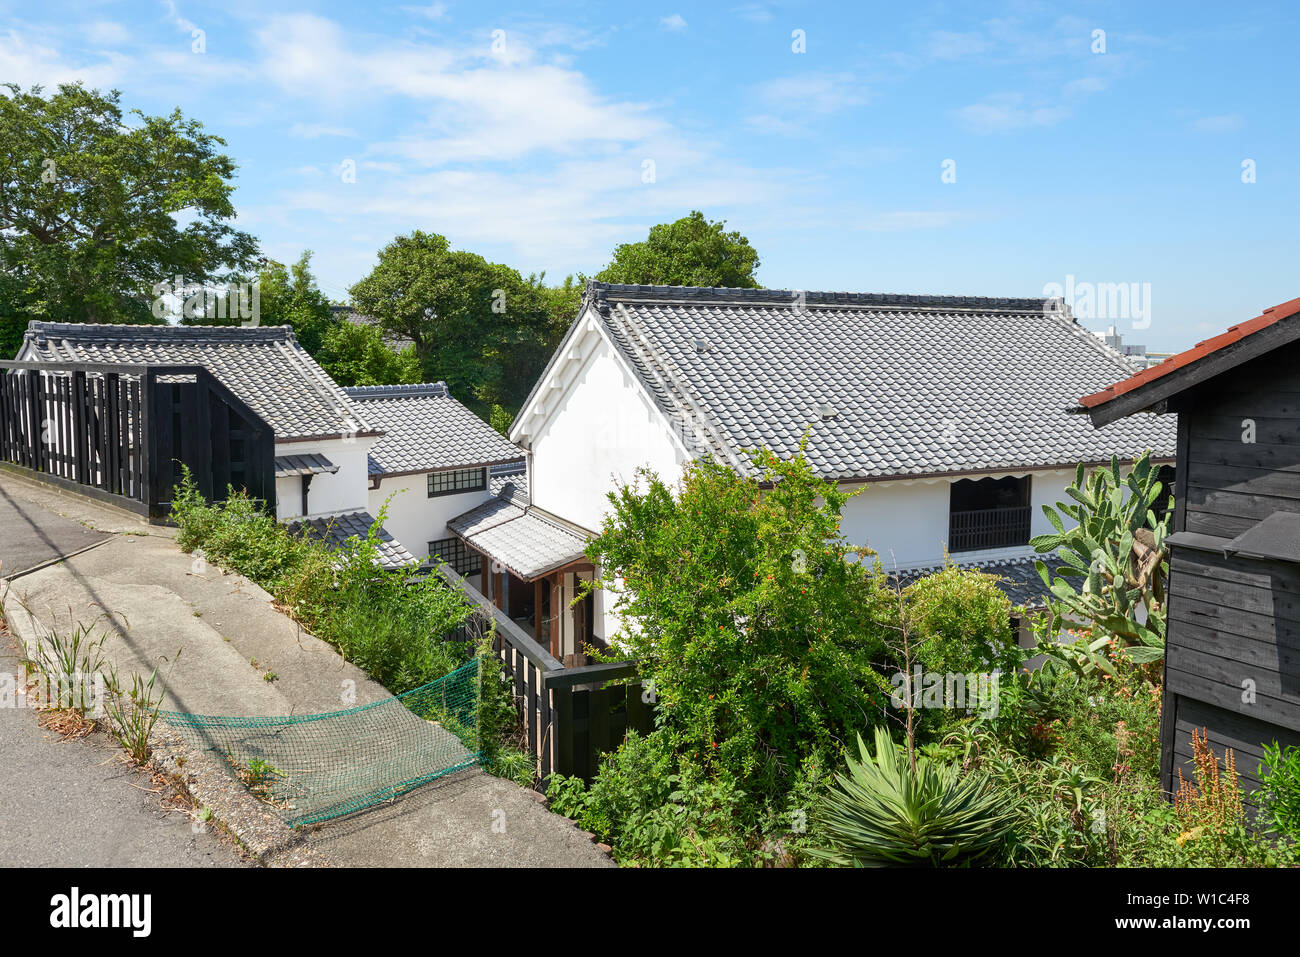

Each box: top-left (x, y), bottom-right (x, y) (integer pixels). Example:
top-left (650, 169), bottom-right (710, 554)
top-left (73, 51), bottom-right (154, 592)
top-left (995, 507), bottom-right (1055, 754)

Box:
top-left (813, 726), bottom-right (1021, 867)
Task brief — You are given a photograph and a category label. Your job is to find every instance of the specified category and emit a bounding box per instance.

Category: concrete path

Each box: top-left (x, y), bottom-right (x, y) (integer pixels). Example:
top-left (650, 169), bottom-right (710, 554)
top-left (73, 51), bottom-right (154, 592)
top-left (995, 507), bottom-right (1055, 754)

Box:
top-left (0, 472), bottom-right (112, 580)
top-left (0, 471), bottom-right (613, 867)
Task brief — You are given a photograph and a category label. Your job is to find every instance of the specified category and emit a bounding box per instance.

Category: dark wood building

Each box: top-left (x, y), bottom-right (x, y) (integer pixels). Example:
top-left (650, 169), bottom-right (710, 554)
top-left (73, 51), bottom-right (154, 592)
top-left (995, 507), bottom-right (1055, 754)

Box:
top-left (1080, 296), bottom-right (1300, 805)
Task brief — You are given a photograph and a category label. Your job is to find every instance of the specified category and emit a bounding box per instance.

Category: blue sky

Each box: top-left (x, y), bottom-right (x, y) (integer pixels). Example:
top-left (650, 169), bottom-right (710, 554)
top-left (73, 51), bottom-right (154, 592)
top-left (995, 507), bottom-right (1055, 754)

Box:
top-left (2, 0), bottom-right (1296, 351)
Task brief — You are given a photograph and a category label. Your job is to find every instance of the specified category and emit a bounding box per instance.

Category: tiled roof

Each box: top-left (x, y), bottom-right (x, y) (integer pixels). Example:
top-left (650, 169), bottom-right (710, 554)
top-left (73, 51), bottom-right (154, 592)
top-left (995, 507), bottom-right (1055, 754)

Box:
top-left (289, 509), bottom-right (417, 569)
top-left (448, 493), bottom-right (589, 581)
top-left (344, 383), bottom-right (525, 476)
top-left (526, 282), bottom-right (1177, 480)
top-left (274, 453), bottom-right (339, 478)
top-left (897, 554), bottom-right (1071, 610)
top-left (19, 322), bottom-right (374, 442)
top-left (488, 461), bottom-right (528, 498)
top-left (1078, 295), bottom-right (1300, 412)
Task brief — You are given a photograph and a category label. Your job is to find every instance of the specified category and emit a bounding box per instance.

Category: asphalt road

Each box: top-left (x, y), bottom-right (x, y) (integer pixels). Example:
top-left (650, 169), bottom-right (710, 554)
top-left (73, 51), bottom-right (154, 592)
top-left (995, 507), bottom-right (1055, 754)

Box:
top-left (0, 661), bottom-right (248, 867)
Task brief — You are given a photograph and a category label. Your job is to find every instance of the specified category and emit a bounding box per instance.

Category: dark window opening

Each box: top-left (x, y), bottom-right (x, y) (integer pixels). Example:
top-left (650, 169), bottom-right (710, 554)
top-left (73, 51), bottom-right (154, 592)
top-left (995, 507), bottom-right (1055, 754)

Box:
top-left (949, 475), bottom-right (1032, 552)
top-left (1154, 465), bottom-right (1176, 523)
top-left (427, 536), bottom-right (481, 577)
top-left (427, 467), bottom-right (487, 497)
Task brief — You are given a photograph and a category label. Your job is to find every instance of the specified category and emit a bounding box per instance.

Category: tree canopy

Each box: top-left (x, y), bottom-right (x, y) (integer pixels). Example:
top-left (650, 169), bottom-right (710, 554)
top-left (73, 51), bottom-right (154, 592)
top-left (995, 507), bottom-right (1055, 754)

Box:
top-left (595, 210), bottom-right (761, 288)
top-left (348, 231), bottom-right (566, 414)
top-left (0, 83), bottom-right (258, 326)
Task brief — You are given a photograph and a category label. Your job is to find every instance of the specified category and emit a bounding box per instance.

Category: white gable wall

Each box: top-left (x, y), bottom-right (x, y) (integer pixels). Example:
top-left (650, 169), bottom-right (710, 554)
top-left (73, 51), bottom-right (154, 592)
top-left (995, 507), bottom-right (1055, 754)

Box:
top-left (838, 468), bottom-right (1075, 569)
top-left (273, 436), bottom-right (375, 522)
top-left (525, 321), bottom-right (687, 534)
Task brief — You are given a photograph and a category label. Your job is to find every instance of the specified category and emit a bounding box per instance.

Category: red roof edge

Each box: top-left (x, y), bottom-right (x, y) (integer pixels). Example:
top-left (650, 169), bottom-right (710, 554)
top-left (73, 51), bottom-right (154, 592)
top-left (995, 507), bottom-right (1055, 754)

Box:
top-left (1078, 295), bottom-right (1300, 409)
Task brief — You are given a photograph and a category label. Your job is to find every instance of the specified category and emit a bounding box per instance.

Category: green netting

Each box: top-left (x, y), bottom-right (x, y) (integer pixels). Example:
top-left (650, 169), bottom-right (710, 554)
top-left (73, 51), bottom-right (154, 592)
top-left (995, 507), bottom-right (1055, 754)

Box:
top-left (159, 659), bottom-right (481, 827)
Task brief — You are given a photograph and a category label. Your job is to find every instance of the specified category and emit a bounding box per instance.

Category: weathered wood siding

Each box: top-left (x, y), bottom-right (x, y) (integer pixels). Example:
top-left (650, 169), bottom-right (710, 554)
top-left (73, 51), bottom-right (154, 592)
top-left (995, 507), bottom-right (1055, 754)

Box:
top-left (1162, 340), bottom-right (1300, 798)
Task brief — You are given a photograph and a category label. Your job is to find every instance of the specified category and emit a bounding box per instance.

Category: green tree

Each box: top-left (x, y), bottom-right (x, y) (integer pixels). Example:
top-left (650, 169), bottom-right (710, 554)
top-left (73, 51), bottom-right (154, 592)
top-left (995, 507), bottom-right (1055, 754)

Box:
top-left (595, 210), bottom-right (761, 288)
top-left (585, 448), bottom-right (892, 803)
top-left (348, 231), bottom-right (555, 414)
top-left (316, 321), bottom-right (422, 387)
top-left (0, 83), bottom-right (258, 324)
top-left (187, 251), bottom-right (336, 353)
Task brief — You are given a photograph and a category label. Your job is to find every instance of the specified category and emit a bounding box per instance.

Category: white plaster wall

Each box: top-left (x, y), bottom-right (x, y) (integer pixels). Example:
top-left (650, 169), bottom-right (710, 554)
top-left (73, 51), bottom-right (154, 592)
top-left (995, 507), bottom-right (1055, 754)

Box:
top-left (528, 331), bottom-right (686, 534)
top-left (368, 477), bottom-right (497, 562)
top-left (273, 436), bottom-right (375, 522)
top-left (838, 468), bottom-right (1078, 570)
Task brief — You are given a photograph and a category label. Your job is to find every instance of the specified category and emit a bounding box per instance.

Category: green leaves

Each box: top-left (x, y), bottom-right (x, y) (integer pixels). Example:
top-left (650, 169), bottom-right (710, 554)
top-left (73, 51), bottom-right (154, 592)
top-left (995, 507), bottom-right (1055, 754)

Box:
top-left (1031, 452), bottom-right (1171, 673)
top-left (0, 83), bottom-right (258, 325)
top-left (813, 726), bottom-right (1020, 867)
top-left (595, 210), bottom-right (761, 288)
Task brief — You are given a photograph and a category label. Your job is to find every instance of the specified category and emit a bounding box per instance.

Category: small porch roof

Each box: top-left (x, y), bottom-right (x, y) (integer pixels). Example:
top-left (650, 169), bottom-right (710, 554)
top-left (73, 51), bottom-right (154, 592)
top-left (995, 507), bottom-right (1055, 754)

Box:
top-left (448, 494), bottom-right (592, 582)
top-left (274, 453), bottom-right (339, 478)
top-left (289, 509), bottom-right (417, 569)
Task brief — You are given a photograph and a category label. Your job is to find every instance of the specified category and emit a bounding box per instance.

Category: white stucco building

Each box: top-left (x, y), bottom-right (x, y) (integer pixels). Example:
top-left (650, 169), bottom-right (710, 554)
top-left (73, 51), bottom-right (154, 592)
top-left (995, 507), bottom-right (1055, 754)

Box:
top-left (450, 282), bottom-right (1178, 661)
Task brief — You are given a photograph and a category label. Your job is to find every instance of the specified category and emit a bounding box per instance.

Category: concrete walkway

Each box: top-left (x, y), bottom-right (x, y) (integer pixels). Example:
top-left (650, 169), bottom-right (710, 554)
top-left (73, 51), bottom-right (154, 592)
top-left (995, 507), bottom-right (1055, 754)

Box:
top-left (0, 471), bottom-right (612, 867)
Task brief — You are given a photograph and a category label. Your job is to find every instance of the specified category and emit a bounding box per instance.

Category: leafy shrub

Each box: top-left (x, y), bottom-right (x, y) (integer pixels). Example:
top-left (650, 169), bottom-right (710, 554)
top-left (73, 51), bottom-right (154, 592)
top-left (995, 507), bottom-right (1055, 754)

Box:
top-left (1258, 741), bottom-right (1300, 842)
top-left (171, 469), bottom-right (471, 694)
top-left (586, 448), bottom-right (894, 809)
top-left (812, 725), bottom-right (1020, 867)
top-left (547, 730), bottom-right (757, 866)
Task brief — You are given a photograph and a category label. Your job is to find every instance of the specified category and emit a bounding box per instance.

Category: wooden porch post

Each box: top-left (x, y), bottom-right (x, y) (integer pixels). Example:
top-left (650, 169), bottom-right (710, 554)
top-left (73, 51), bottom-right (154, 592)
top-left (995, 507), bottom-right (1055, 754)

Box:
top-left (533, 578), bottom-right (543, 642)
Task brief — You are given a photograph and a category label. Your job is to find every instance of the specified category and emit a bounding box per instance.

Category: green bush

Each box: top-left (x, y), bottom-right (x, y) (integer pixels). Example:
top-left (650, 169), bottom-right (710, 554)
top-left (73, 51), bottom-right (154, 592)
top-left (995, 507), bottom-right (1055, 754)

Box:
top-left (170, 469), bottom-right (470, 694)
top-left (546, 730), bottom-right (757, 866)
top-left (812, 725), bottom-right (1020, 867)
top-left (1258, 742), bottom-right (1300, 842)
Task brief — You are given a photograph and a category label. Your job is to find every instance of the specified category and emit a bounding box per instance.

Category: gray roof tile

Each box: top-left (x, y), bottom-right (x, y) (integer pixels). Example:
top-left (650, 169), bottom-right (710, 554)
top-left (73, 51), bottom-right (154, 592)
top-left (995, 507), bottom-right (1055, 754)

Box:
top-left (274, 453), bottom-right (339, 477)
top-left (344, 383), bottom-right (525, 476)
top-left (20, 322), bottom-right (374, 442)
top-left (896, 554), bottom-right (1071, 609)
top-left (542, 282), bottom-right (1177, 480)
top-left (447, 494), bottom-right (588, 581)
top-left (289, 509), bottom-right (417, 569)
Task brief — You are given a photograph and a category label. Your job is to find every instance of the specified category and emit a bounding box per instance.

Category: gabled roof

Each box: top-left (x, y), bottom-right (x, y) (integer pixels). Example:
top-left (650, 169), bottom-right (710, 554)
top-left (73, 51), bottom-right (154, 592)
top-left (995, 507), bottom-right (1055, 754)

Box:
top-left (19, 322), bottom-right (375, 443)
top-left (343, 383), bottom-right (524, 476)
top-left (514, 282), bottom-right (1176, 481)
top-left (1078, 296), bottom-right (1300, 426)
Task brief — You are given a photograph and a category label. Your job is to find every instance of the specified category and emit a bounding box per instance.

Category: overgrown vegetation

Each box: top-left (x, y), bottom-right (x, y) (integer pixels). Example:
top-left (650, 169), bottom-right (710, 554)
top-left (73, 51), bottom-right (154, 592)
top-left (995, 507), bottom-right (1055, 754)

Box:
top-left (169, 468), bottom-right (531, 780)
top-left (1031, 452), bottom-right (1170, 673)
top-left (544, 448), bottom-right (1295, 869)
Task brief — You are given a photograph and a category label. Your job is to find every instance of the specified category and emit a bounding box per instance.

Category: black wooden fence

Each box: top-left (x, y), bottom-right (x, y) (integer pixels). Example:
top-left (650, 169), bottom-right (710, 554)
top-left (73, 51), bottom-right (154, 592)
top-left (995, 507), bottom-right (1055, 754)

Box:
top-left (434, 565), bottom-right (654, 783)
top-left (0, 360), bottom-right (274, 520)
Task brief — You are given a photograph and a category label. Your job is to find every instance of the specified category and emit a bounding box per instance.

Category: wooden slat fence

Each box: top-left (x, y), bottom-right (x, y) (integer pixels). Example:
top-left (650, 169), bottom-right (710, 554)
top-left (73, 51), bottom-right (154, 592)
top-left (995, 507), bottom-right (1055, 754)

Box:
top-left (0, 360), bottom-right (274, 520)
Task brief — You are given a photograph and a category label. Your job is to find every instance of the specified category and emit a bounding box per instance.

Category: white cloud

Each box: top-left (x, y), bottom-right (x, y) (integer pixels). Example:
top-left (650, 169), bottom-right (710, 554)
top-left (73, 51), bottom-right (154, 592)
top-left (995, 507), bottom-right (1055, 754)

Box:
top-left (746, 72), bottom-right (868, 134)
top-left (288, 122), bottom-right (356, 139)
top-left (660, 14), bottom-right (687, 31)
top-left (1191, 114), bottom-right (1244, 133)
top-left (403, 3), bottom-right (449, 19)
top-left (84, 22), bottom-right (131, 46)
top-left (0, 29), bottom-right (124, 89)
top-left (954, 93), bottom-right (1068, 133)
top-left (253, 15), bottom-right (664, 162)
